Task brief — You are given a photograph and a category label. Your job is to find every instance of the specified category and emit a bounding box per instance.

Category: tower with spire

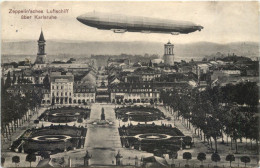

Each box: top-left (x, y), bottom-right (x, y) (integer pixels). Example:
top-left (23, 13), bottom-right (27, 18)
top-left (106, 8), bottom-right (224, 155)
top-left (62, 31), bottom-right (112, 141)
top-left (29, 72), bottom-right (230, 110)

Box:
top-left (34, 29), bottom-right (47, 69)
top-left (163, 41), bottom-right (175, 66)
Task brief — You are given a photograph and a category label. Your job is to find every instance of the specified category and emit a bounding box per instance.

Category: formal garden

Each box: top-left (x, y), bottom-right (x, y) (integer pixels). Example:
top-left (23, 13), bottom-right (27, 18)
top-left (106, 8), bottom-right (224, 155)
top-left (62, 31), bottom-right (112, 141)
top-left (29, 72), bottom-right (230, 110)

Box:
top-left (38, 106), bottom-right (91, 123)
top-left (118, 124), bottom-right (192, 156)
top-left (11, 124), bottom-right (87, 155)
top-left (115, 106), bottom-right (165, 122)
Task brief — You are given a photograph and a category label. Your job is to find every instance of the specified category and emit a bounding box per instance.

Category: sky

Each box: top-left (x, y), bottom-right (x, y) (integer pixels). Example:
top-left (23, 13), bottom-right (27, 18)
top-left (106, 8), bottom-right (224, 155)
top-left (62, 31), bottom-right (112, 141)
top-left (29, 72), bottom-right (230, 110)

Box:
top-left (1, 1), bottom-right (259, 44)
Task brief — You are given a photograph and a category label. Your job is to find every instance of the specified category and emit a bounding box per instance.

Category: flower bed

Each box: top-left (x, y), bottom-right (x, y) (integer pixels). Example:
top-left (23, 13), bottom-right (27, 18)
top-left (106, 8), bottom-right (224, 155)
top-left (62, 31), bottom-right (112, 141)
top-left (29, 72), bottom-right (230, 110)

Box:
top-left (118, 124), bottom-right (192, 155)
top-left (39, 106), bottom-right (91, 123)
top-left (11, 125), bottom-right (87, 155)
top-left (115, 106), bottom-right (165, 122)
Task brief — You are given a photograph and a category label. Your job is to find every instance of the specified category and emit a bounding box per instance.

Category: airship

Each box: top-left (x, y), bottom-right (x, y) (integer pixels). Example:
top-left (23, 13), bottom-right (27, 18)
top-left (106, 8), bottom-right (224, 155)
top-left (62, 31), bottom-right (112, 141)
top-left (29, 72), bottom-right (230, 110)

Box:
top-left (77, 12), bottom-right (203, 35)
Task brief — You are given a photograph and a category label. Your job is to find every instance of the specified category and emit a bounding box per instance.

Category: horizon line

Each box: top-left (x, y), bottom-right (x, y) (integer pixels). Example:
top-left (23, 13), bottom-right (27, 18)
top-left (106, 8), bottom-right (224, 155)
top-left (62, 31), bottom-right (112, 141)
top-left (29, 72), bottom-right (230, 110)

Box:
top-left (2, 39), bottom-right (259, 45)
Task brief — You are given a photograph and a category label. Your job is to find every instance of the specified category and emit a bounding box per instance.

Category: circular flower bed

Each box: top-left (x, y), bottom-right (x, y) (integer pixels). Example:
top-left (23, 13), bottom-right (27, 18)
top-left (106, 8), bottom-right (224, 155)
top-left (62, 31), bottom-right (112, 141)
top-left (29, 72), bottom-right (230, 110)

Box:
top-left (115, 106), bottom-right (165, 122)
top-left (11, 125), bottom-right (87, 155)
top-left (135, 133), bottom-right (172, 140)
top-left (119, 124), bottom-right (192, 155)
top-left (31, 135), bottom-right (72, 142)
top-left (39, 107), bottom-right (91, 123)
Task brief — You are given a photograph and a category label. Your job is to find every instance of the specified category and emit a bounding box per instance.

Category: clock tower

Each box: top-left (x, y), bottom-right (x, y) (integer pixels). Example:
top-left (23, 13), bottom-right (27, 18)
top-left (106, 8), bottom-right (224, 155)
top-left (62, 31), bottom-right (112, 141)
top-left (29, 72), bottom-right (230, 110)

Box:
top-left (163, 41), bottom-right (174, 66)
top-left (34, 29), bottom-right (47, 66)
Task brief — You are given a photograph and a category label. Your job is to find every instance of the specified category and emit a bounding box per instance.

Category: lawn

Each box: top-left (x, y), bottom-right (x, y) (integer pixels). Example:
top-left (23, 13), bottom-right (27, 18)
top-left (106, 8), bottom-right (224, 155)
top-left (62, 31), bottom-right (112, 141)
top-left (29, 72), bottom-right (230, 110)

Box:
top-left (39, 106), bottom-right (91, 123)
top-left (115, 106), bottom-right (165, 122)
top-left (11, 125), bottom-right (87, 155)
top-left (118, 124), bottom-right (192, 156)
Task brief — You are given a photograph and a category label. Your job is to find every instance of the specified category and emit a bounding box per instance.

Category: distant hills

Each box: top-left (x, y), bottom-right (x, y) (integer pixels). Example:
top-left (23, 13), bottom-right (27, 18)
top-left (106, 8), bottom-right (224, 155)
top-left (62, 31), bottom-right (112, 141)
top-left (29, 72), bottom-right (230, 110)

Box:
top-left (1, 40), bottom-right (258, 63)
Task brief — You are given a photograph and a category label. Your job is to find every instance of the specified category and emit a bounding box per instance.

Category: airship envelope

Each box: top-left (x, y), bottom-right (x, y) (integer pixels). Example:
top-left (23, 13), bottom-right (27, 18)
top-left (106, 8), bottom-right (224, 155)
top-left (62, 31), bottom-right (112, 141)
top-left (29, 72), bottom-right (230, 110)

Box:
top-left (77, 12), bottom-right (203, 35)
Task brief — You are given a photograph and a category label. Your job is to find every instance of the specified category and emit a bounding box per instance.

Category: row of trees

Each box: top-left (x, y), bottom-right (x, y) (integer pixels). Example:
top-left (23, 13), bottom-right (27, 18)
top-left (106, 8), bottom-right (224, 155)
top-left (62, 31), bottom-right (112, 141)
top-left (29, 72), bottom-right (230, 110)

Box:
top-left (180, 152), bottom-right (251, 167)
top-left (1, 79), bottom-right (43, 139)
top-left (2, 152), bottom-right (251, 167)
top-left (2, 152), bottom-right (50, 167)
top-left (4, 71), bottom-right (34, 89)
top-left (4, 71), bottom-right (50, 89)
top-left (161, 82), bottom-right (259, 154)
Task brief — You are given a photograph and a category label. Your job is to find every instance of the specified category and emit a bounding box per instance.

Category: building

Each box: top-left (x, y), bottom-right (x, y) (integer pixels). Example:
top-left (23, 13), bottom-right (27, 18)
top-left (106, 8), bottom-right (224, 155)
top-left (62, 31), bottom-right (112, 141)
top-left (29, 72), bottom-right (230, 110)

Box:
top-left (110, 82), bottom-right (160, 104)
top-left (163, 41), bottom-right (174, 66)
top-left (73, 83), bottom-right (96, 104)
top-left (124, 67), bottom-right (161, 82)
top-left (50, 72), bottom-right (74, 105)
top-left (42, 72), bottom-right (96, 106)
top-left (34, 29), bottom-right (47, 69)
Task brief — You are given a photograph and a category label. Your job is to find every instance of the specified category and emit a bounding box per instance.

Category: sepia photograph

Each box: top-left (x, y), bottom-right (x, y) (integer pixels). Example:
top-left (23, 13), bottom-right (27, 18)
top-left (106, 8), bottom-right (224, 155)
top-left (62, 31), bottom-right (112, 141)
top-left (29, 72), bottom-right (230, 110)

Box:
top-left (1, 1), bottom-right (259, 167)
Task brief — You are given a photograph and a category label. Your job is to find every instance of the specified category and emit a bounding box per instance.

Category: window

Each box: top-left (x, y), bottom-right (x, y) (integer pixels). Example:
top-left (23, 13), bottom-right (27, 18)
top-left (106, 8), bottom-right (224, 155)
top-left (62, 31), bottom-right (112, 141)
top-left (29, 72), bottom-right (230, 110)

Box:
top-left (65, 92), bottom-right (67, 96)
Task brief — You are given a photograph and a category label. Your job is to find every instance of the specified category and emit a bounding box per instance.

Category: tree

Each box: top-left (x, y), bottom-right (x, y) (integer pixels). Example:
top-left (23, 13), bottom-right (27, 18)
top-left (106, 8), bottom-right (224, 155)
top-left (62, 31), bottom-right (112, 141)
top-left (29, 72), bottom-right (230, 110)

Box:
top-left (12, 156), bottom-right (20, 167)
top-left (197, 152), bottom-right (206, 166)
top-left (240, 156), bottom-right (250, 167)
top-left (21, 72), bottom-right (25, 84)
top-left (226, 154), bottom-right (235, 167)
top-left (12, 73), bottom-right (16, 85)
top-left (211, 153), bottom-right (220, 166)
top-left (58, 157), bottom-right (65, 167)
top-left (1, 157), bottom-right (5, 167)
top-left (205, 117), bottom-right (222, 153)
top-left (40, 151), bottom-right (50, 159)
top-left (17, 76), bottom-right (21, 84)
top-left (43, 74), bottom-right (50, 89)
top-left (34, 120), bottom-right (39, 125)
top-left (5, 71), bottom-right (12, 88)
top-left (77, 118), bottom-right (83, 123)
top-left (26, 153), bottom-right (36, 167)
top-left (183, 152), bottom-right (192, 165)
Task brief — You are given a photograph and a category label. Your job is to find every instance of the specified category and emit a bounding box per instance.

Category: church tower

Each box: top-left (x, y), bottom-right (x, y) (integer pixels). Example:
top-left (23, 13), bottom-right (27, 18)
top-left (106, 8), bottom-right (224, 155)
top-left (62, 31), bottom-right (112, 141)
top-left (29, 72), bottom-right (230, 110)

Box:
top-left (34, 29), bottom-right (47, 69)
top-left (163, 41), bottom-right (174, 66)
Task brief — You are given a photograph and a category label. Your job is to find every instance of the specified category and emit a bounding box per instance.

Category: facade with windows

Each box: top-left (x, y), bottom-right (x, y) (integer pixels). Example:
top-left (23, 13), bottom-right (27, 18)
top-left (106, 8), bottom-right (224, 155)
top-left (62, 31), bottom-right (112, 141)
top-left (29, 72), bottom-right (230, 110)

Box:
top-left (110, 83), bottom-right (160, 104)
top-left (50, 72), bottom-right (74, 105)
top-left (41, 72), bottom-right (96, 106)
top-left (73, 84), bottom-right (96, 104)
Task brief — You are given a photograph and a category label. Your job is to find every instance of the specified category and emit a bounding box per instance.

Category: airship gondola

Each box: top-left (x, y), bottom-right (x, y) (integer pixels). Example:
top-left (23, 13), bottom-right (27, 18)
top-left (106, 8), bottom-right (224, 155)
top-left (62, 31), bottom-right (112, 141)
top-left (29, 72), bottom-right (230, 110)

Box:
top-left (77, 12), bottom-right (203, 35)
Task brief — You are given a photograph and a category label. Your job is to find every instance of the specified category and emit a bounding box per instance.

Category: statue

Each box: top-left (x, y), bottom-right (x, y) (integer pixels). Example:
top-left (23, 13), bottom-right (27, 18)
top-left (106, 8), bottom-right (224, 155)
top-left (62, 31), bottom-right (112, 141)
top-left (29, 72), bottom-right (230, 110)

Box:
top-left (101, 108), bottom-right (105, 120)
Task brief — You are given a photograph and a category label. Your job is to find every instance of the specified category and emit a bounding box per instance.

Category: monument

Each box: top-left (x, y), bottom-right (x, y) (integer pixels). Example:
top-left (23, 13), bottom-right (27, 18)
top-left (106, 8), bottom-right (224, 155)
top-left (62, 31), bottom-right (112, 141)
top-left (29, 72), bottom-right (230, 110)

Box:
top-left (101, 108), bottom-right (105, 120)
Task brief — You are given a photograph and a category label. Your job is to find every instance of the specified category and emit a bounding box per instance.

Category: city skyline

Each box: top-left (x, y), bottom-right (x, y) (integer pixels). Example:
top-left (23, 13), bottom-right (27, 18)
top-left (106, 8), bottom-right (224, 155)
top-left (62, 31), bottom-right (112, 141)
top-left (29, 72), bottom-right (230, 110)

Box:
top-left (1, 1), bottom-right (259, 44)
